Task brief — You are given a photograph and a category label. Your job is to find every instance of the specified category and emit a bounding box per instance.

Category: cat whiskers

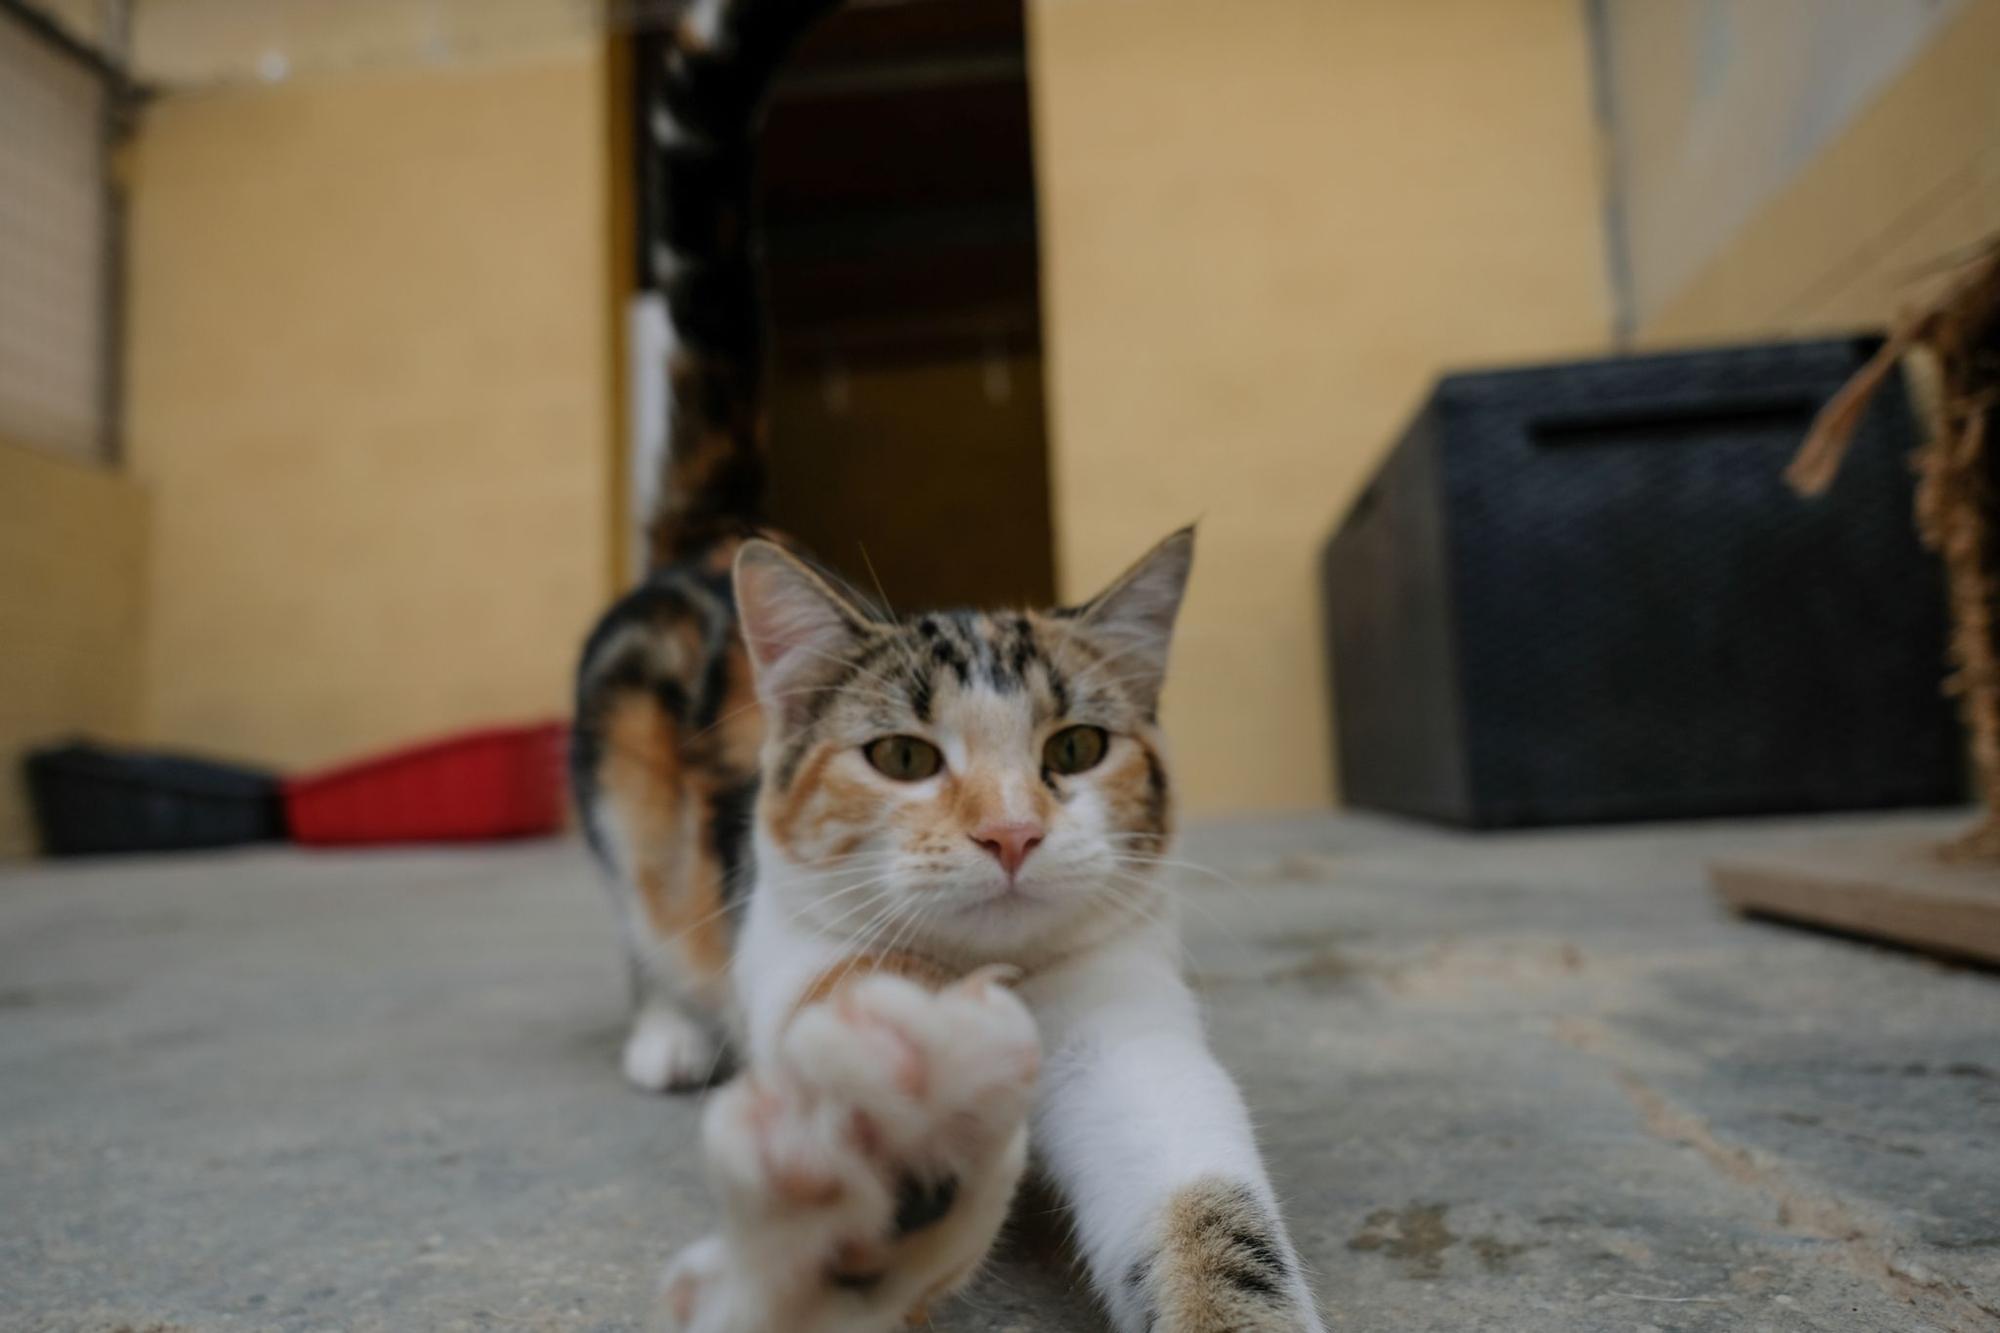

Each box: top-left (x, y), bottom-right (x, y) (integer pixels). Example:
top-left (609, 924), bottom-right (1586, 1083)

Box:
top-left (808, 888), bottom-right (937, 997)
top-left (1111, 848), bottom-right (1256, 897)
top-left (1107, 854), bottom-right (1255, 956)
top-left (645, 856), bottom-right (898, 961)
top-left (803, 876), bottom-right (907, 939)
top-left (873, 885), bottom-right (938, 971)
top-left (781, 854), bottom-right (912, 935)
top-left (1091, 868), bottom-right (1192, 963)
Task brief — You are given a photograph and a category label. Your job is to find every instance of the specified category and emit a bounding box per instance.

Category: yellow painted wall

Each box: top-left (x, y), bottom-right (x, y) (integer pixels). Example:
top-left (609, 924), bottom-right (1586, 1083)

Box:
top-left (122, 51), bottom-right (614, 770)
top-left (1028, 0), bottom-right (1611, 812)
top-left (1641, 0), bottom-right (2000, 345)
top-left (0, 442), bottom-right (148, 856)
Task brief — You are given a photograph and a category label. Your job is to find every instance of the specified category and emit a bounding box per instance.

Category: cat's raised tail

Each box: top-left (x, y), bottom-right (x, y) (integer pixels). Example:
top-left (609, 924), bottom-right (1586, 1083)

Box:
top-left (639, 0), bottom-right (842, 568)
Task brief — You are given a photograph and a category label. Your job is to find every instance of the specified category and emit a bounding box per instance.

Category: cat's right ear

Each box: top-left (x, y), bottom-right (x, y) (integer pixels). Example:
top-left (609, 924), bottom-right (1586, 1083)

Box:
top-left (733, 540), bottom-right (871, 715)
top-left (1066, 525), bottom-right (1195, 715)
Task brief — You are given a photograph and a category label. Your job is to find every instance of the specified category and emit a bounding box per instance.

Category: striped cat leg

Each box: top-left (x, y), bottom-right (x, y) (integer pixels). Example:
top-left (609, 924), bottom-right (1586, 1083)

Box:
top-left (658, 968), bottom-right (1039, 1333)
top-left (1027, 941), bottom-right (1326, 1333)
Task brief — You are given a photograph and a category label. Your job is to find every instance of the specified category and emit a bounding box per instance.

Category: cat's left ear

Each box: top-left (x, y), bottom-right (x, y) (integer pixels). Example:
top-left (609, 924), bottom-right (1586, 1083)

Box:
top-left (734, 540), bottom-right (875, 722)
top-left (1068, 525), bottom-right (1195, 714)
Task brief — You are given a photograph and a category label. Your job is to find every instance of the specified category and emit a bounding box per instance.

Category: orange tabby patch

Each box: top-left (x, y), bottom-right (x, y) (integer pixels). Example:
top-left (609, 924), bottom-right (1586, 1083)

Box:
top-left (793, 951), bottom-right (955, 1015)
top-left (769, 747), bottom-right (834, 852)
top-left (1103, 736), bottom-right (1172, 852)
top-left (710, 639), bottom-right (766, 766)
top-left (599, 694), bottom-right (732, 986)
top-left (669, 835), bottom-right (736, 983)
top-left (771, 750), bottom-right (883, 862)
top-left (943, 770), bottom-right (1056, 832)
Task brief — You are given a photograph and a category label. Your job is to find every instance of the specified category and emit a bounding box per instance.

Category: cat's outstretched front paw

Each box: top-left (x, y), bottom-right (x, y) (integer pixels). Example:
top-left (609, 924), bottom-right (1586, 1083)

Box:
top-left (657, 967), bottom-right (1039, 1333)
top-left (1130, 1177), bottom-right (1325, 1333)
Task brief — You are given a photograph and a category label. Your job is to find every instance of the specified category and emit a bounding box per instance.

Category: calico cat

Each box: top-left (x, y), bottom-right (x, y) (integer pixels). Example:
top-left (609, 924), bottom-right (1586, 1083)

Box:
top-left (571, 3), bottom-right (1325, 1330)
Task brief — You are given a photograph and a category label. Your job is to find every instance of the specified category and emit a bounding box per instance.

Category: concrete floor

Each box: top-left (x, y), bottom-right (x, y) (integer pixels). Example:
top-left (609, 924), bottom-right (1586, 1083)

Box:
top-left (3, 812), bottom-right (1998, 1333)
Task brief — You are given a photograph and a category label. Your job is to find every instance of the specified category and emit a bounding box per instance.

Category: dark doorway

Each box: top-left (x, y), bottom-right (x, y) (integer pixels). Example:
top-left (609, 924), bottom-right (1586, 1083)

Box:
top-left (619, 0), bottom-right (1054, 609)
top-left (755, 0), bottom-right (1055, 610)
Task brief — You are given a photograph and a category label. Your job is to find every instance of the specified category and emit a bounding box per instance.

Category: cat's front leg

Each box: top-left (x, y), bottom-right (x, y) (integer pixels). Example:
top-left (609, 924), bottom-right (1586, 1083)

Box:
top-left (658, 967), bottom-right (1039, 1333)
top-left (1027, 945), bottom-right (1326, 1333)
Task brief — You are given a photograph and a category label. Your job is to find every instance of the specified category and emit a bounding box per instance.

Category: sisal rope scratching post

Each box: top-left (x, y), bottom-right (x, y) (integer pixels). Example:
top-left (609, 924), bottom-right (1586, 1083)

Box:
top-left (1785, 239), bottom-right (2000, 860)
top-left (1710, 239), bottom-right (2000, 966)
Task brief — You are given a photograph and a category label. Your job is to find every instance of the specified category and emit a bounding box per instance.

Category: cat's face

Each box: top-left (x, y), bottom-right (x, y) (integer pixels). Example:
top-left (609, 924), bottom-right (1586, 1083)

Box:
top-left (735, 530), bottom-right (1193, 957)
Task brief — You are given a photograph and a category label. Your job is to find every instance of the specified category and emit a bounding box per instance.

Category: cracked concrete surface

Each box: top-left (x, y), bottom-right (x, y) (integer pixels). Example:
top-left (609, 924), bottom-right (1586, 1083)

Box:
top-left (3, 811), bottom-right (1998, 1331)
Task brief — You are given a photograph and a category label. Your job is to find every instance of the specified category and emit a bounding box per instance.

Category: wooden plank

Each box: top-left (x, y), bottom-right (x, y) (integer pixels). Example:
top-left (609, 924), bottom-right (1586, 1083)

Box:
top-left (1712, 836), bottom-right (2000, 966)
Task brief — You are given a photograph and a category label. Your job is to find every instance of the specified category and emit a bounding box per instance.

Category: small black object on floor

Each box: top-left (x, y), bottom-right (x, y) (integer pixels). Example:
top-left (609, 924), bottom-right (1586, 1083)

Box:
top-left (24, 741), bottom-right (285, 856)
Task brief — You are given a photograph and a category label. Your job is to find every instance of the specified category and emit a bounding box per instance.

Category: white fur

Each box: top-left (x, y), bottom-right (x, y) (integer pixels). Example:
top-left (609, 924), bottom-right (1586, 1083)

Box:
top-left (628, 292), bottom-right (673, 578)
top-left (624, 1004), bottom-right (722, 1094)
top-left (1022, 930), bottom-right (1327, 1332)
top-left (683, 0), bottom-right (729, 48)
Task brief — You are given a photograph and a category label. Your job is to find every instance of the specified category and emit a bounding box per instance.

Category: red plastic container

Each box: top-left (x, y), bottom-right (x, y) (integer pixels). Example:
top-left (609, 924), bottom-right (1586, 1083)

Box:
top-left (284, 721), bottom-right (568, 846)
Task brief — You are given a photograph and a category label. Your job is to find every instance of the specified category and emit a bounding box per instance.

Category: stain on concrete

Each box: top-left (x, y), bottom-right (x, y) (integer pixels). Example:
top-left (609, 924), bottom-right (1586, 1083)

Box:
top-left (1191, 940), bottom-right (1362, 993)
top-left (0, 980), bottom-right (116, 1010)
top-left (1933, 1234), bottom-right (2000, 1251)
top-left (1469, 1234), bottom-right (1534, 1272)
top-left (1349, 1205), bottom-right (1531, 1276)
top-left (1348, 1203), bottom-right (1458, 1277)
top-left (1256, 925), bottom-right (1358, 952)
top-left (1862, 1060), bottom-right (1995, 1080)
top-left (1240, 853), bottom-right (1347, 884)
top-left (1269, 949), bottom-right (1358, 991)
top-left (1848, 1133), bottom-right (1924, 1159)
top-left (1774, 1111), bottom-right (1925, 1158)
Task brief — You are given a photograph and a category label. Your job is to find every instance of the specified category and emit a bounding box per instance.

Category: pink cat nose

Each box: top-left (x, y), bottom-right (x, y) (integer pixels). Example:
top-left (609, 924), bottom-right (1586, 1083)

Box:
top-left (971, 822), bottom-right (1044, 877)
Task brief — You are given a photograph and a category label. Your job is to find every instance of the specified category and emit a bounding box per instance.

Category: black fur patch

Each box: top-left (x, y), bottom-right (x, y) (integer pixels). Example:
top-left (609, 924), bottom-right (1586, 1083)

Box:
top-left (892, 1174), bottom-right (959, 1236)
top-left (1141, 744), bottom-right (1170, 832)
top-left (929, 633), bottom-right (971, 687)
top-left (1226, 1226), bottom-right (1289, 1287)
top-left (907, 664), bottom-right (935, 723)
top-left (707, 777), bottom-right (760, 909)
top-left (1046, 661), bottom-right (1072, 718)
top-left (826, 1268), bottom-right (882, 1294)
top-left (1006, 617), bottom-right (1038, 688)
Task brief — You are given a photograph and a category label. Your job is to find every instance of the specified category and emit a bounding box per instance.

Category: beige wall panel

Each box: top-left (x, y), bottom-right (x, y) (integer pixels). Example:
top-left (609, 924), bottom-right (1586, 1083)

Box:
top-left (123, 52), bottom-right (613, 770)
top-left (1029, 0), bottom-right (1611, 812)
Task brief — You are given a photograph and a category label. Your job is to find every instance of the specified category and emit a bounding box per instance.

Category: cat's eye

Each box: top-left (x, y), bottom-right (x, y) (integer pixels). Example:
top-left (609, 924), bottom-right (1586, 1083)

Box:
top-left (1043, 725), bottom-right (1109, 776)
top-left (864, 735), bottom-right (944, 782)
